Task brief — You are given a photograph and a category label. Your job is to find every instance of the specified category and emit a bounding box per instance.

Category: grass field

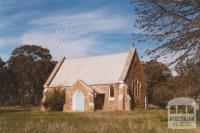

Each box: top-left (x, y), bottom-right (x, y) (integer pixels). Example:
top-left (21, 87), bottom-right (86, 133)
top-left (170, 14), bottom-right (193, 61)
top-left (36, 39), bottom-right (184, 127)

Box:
top-left (0, 107), bottom-right (200, 133)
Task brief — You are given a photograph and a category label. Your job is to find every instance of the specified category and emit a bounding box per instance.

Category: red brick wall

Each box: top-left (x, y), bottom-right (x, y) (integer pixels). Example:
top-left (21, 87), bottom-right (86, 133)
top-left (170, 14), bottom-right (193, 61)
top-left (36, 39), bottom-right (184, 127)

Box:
top-left (124, 51), bottom-right (147, 109)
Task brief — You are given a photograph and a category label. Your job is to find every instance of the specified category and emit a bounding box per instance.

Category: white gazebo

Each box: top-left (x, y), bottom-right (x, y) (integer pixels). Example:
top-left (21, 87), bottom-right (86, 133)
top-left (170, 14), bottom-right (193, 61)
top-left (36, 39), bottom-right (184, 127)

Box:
top-left (166, 97), bottom-right (199, 129)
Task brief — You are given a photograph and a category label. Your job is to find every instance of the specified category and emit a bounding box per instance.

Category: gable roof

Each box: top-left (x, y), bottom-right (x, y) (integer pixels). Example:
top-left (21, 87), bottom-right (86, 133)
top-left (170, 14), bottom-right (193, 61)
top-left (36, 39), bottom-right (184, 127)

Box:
top-left (72, 80), bottom-right (105, 94)
top-left (44, 48), bottom-right (136, 87)
top-left (72, 80), bottom-right (94, 93)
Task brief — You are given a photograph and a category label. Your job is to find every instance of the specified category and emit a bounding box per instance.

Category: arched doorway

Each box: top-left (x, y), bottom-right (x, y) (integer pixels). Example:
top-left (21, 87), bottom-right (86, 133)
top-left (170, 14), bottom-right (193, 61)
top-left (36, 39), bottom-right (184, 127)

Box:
top-left (72, 91), bottom-right (84, 111)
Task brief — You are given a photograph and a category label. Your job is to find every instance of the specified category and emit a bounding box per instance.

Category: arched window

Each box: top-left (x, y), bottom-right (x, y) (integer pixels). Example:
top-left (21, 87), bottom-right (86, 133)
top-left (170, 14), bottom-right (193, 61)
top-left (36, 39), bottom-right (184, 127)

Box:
top-left (132, 80), bottom-right (137, 98)
top-left (132, 79), bottom-right (142, 98)
top-left (109, 85), bottom-right (114, 98)
top-left (137, 81), bottom-right (141, 98)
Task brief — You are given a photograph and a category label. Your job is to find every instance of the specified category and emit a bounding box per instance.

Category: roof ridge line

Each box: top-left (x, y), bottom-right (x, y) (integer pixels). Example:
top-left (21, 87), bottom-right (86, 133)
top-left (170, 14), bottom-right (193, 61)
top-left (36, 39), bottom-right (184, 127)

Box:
top-left (65, 51), bottom-right (130, 60)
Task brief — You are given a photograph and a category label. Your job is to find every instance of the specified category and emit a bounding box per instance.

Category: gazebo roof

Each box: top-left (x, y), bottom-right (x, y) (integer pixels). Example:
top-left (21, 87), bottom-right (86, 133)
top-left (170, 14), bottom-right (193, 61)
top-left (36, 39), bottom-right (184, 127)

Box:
top-left (167, 97), bottom-right (197, 107)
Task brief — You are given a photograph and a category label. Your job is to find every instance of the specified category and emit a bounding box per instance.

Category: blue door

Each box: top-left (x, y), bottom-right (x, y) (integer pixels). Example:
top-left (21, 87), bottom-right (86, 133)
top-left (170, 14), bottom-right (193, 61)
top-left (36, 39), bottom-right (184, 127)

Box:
top-left (73, 91), bottom-right (84, 111)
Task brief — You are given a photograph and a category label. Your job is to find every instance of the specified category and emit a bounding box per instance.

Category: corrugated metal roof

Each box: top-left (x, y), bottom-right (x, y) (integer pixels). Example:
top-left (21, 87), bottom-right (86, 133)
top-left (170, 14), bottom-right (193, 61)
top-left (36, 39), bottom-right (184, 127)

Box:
top-left (49, 51), bottom-right (132, 87)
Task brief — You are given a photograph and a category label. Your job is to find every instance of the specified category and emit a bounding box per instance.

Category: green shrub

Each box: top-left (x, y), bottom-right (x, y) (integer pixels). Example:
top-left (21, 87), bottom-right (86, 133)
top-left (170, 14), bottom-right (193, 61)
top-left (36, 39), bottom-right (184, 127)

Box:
top-left (43, 89), bottom-right (65, 111)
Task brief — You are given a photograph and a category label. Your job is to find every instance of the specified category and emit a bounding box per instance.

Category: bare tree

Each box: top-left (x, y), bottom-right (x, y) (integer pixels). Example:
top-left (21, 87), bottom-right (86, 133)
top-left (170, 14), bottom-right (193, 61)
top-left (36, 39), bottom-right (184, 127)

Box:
top-left (132, 0), bottom-right (200, 63)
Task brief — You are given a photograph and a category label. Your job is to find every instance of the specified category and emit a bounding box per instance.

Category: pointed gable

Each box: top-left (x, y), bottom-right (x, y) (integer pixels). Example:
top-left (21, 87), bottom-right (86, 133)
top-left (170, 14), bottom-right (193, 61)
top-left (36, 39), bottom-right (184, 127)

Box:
top-left (45, 48), bottom-right (136, 87)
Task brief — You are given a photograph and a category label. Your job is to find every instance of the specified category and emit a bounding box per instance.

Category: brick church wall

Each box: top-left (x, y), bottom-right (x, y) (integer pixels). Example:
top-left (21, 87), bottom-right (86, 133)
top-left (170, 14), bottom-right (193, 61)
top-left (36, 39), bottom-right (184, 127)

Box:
top-left (124, 51), bottom-right (147, 109)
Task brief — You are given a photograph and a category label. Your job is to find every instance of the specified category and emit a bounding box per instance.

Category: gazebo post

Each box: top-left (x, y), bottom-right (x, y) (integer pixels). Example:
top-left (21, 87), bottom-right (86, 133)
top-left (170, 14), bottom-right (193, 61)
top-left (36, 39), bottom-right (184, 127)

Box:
top-left (168, 106), bottom-right (170, 115)
top-left (194, 105), bottom-right (196, 127)
top-left (176, 105), bottom-right (178, 114)
top-left (186, 105), bottom-right (188, 114)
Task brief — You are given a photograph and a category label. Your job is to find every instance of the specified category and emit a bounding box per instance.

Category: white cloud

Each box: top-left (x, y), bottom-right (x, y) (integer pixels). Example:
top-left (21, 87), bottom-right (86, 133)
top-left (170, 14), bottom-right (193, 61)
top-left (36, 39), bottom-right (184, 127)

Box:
top-left (0, 38), bottom-right (8, 48)
top-left (0, 52), bottom-right (10, 61)
top-left (30, 10), bottom-right (132, 37)
top-left (0, 37), bottom-right (19, 49)
top-left (0, 7), bottom-right (133, 60)
top-left (0, 0), bottom-right (43, 9)
top-left (0, 21), bottom-right (7, 29)
top-left (0, 37), bottom-right (20, 60)
top-left (19, 9), bottom-right (132, 60)
top-left (0, 11), bottom-right (39, 32)
top-left (19, 31), bottom-right (99, 60)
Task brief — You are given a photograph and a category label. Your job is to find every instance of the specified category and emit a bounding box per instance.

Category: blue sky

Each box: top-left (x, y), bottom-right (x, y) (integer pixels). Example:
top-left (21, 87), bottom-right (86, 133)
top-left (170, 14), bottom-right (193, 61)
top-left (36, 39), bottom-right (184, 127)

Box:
top-left (0, 0), bottom-right (152, 61)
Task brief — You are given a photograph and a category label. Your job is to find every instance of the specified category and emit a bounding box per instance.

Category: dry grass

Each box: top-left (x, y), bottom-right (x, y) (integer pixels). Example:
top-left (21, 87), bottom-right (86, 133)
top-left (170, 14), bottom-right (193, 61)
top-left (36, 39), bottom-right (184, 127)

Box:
top-left (0, 107), bottom-right (199, 133)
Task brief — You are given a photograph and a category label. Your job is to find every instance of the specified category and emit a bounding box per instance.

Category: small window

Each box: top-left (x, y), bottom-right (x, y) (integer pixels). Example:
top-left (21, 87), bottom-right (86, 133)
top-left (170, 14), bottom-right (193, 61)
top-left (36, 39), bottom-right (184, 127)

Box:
top-left (109, 85), bottom-right (114, 98)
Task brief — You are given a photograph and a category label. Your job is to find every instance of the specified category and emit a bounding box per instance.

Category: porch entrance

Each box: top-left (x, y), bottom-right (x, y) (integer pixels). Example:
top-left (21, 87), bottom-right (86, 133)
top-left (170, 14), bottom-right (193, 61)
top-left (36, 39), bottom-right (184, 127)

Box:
top-left (95, 94), bottom-right (105, 110)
